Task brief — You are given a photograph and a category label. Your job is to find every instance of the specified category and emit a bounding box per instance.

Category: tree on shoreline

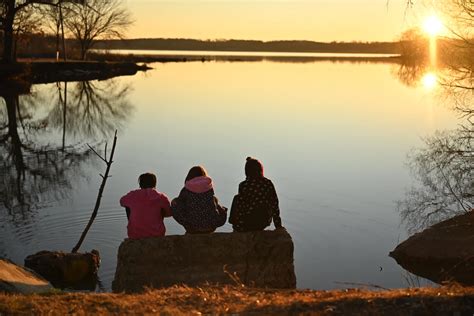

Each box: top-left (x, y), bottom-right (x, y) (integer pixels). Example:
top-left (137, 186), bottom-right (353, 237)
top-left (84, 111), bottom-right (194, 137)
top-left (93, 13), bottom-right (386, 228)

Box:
top-left (63, 0), bottom-right (132, 60)
top-left (0, 0), bottom-right (81, 63)
top-left (1, 0), bottom-right (130, 62)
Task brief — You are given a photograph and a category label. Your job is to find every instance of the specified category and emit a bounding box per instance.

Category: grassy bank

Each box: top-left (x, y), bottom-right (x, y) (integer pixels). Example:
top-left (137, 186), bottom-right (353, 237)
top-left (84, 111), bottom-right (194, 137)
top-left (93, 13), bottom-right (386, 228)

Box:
top-left (1, 285), bottom-right (474, 315)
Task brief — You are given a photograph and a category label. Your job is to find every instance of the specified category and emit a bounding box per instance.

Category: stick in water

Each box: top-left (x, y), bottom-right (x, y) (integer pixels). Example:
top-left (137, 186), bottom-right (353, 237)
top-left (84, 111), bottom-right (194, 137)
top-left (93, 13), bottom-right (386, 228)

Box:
top-left (72, 130), bottom-right (118, 253)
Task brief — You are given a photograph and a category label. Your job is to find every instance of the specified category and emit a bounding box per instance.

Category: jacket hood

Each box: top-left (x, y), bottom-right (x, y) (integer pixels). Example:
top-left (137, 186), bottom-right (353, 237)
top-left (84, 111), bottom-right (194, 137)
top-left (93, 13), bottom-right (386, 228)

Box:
top-left (185, 176), bottom-right (213, 193)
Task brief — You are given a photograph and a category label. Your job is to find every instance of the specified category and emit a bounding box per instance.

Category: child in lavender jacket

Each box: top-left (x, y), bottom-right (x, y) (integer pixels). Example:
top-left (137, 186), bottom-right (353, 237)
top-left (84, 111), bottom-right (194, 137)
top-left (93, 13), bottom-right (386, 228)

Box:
top-left (171, 166), bottom-right (227, 234)
top-left (120, 173), bottom-right (172, 239)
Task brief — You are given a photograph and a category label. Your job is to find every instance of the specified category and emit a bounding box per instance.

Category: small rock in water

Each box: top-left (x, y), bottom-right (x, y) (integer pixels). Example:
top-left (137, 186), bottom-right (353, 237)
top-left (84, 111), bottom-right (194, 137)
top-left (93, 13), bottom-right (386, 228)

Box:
top-left (24, 250), bottom-right (100, 290)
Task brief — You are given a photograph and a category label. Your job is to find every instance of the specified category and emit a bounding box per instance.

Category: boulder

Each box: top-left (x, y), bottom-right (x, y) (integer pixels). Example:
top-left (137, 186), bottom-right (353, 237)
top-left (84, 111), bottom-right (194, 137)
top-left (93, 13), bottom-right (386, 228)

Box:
top-left (112, 229), bottom-right (296, 293)
top-left (0, 258), bottom-right (53, 294)
top-left (390, 211), bottom-right (474, 285)
top-left (24, 250), bottom-right (100, 290)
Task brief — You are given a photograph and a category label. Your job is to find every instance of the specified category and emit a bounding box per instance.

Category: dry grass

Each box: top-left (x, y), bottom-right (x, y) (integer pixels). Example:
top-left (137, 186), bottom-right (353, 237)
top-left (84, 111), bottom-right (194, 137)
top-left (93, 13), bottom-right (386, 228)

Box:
top-left (1, 285), bottom-right (474, 315)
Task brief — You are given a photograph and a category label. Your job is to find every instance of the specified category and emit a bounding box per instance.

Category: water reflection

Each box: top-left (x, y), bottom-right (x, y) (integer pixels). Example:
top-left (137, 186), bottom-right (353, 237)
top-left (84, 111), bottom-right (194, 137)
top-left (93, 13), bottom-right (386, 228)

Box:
top-left (392, 62), bottom-right (428, 88)
top-left (397, 127), bottom-right (472, 234)
top-left (392, 61), bottom-right (439, 91)
top-left (421, 72), bottom-right (438, 90)
top-left (44, 80), bottom-right (133, 140)
top-left (397, 52), bottom-right (473, 234)
top-left (0, 79), bottom-right (133, 227)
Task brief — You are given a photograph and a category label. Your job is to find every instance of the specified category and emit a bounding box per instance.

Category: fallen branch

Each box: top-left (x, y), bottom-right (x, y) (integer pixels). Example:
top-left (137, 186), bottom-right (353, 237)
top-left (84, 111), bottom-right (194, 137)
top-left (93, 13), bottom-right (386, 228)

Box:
top-left (71, 130), bottom-right (118, 253)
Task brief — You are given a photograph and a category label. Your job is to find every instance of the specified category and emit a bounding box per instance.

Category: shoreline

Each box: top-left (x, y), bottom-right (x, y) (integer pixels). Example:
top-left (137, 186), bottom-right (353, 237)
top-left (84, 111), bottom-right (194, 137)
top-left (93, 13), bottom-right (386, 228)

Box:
top-left (90, 52), bottom-right (402, 64)
top-left (0, 60), bottom-right (150, 86)
top-left (1, 285), bottom-right (474, 315)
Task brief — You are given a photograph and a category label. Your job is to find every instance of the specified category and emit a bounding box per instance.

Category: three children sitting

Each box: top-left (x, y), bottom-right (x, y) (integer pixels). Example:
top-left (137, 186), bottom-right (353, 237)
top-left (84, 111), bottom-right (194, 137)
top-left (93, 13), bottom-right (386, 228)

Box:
top-left (120, 157), bottom-right (283, 239)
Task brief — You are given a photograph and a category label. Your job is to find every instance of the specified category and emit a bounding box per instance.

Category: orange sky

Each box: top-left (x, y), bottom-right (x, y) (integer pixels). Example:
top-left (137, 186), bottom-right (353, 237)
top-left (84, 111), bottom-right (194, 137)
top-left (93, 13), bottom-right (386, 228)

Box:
top-left (125, 0), bottom-right (432, 42)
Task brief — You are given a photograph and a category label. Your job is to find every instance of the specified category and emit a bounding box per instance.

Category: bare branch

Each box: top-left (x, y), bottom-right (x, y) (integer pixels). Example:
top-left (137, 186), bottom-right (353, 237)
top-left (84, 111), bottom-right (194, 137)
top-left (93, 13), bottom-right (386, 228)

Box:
top-left (86, 143), bottom-right (107, 163)
top-left (72, 130), bottom-right (118, 253)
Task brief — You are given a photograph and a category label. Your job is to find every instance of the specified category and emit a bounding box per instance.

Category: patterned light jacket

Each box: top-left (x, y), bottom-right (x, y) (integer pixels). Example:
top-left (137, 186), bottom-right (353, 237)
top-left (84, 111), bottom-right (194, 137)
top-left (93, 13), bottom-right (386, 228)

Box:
top-left (171, 176), bottom-right (227, 233)
top-left (229, 176), bottom-right (282, 232)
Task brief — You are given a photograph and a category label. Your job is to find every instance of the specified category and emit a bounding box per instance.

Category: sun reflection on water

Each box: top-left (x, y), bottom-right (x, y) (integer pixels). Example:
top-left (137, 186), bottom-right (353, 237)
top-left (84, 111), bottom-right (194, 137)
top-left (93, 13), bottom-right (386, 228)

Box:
top-left (421, 72), bottom-right (438, 90)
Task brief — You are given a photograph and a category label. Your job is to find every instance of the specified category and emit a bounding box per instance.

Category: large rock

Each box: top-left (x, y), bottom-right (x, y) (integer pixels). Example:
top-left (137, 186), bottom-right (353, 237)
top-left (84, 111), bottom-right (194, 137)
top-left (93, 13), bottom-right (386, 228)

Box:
top-left (112, 229), bottom-right (296, 293)
top-left (0, 258), bottom-right (53, 294)
top-left (24, 250), bottom-right (100, 290)
top-left (390, 212), bottom-right (474, 285)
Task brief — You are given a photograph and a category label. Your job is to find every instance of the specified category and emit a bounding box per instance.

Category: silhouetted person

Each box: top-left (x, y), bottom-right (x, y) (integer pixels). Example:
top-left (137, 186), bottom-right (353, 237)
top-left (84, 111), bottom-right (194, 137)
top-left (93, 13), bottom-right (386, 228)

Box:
top-left (120, 173), bottom-right (172, 239)
top-left (229, 157), bottom-right (282, 232)
top-left (171, 166), bottom-right (227, 234)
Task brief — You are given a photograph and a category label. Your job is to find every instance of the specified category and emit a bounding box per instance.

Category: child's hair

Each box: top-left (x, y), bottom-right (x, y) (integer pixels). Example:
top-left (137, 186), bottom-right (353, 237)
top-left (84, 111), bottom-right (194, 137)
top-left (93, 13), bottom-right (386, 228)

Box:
top-left (245, 157), bottom-right (264, 178)
top-left (138, 173), bottom-right (157, 189)
top-left (185, 166), bottom-right (208, 183)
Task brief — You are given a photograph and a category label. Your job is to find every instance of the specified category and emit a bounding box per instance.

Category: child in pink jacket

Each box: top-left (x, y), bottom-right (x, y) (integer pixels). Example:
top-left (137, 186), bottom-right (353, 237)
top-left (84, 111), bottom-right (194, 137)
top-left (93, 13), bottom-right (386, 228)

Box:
top-left (120, 173), bottom-right (172, 239)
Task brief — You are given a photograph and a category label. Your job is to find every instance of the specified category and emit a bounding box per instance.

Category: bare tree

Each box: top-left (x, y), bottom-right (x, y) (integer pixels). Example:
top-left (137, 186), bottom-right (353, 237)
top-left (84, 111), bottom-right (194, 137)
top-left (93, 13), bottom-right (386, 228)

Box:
top-left (434, 0), bottom-right (474, 46)
top-left (0, 0), bottom-right (89, 62)
top-left (398, 28), bottom-right (429, 61)
top-left (64, 0), bottom-right (132, 60)
top-left (12, 5), bottom-right (42, 57)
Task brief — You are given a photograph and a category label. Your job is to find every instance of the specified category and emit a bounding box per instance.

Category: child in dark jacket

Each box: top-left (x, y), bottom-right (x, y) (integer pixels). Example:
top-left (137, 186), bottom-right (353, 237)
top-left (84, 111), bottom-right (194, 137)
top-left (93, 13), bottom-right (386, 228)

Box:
top-left (229, 157), bottom-right (282, 232)
top-left (171, 166), bottom-right (227, 234)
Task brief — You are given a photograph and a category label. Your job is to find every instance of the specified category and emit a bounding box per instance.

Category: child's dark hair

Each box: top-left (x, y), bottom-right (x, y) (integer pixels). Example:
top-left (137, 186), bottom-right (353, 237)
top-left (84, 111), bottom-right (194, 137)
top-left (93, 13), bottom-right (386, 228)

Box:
top-left (138, 173), bottom-right (157, 189)
top-left (185, 166), bottom-right (208, 183)
top-left (245, 157), bottom-right (264, 178)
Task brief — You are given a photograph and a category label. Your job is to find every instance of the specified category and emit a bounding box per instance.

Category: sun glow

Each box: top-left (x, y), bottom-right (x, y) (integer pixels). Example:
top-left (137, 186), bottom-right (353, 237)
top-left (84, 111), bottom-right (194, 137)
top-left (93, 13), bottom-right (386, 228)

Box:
top-left (421, 72), bottom-right (438, 90)
top-left (423, 15), bottom-right (443, 37)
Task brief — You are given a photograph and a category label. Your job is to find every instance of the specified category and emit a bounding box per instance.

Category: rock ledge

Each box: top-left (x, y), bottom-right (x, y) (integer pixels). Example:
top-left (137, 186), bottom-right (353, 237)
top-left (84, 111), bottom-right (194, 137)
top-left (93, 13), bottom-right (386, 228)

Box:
top-left (113, 229), bottom-right (296, 293)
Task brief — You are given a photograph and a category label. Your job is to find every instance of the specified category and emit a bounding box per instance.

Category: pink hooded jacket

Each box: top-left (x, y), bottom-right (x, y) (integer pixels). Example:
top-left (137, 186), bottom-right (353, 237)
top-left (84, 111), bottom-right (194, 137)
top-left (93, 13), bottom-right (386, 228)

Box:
top-left (185, 176), bottom-right (213, 193)
top-left (120, 188), bottom-right (171, 239)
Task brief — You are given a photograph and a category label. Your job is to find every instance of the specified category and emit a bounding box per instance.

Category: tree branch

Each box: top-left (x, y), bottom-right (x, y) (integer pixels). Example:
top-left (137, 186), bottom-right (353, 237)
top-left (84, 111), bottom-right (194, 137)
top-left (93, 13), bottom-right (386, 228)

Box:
top-left (71, 130), bottom-right (118, 253)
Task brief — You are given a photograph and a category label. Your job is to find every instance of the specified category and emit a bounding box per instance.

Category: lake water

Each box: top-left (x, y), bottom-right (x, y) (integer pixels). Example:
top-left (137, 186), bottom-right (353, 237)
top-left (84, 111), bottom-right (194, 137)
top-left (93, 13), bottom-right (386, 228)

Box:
top-left (0, 57), bottom-right (460, 291)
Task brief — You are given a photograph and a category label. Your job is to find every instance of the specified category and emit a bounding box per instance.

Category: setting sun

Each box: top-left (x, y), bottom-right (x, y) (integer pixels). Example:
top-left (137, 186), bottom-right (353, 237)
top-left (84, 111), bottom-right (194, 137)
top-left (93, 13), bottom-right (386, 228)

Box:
top-left (423, 15), bottom-right (443, 37)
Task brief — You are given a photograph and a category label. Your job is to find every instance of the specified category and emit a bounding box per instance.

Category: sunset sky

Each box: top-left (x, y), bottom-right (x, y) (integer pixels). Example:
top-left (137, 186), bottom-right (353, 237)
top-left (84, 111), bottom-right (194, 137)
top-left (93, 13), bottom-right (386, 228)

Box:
top-left (126, 0), bottom-right (432, 42)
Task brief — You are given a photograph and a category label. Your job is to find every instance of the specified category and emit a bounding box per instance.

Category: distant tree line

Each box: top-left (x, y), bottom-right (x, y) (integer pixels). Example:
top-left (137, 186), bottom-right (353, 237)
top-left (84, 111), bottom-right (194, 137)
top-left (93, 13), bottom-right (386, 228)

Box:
top-left (95, 38), bottom-right (401, 54)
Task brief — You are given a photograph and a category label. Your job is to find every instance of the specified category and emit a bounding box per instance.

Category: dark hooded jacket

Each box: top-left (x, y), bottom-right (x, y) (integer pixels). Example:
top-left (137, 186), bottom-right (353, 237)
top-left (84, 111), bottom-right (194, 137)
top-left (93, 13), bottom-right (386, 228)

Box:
top-left (229, 176), bottom-right (282, 232)
top-left (171, 176), bottom-right (227, 233)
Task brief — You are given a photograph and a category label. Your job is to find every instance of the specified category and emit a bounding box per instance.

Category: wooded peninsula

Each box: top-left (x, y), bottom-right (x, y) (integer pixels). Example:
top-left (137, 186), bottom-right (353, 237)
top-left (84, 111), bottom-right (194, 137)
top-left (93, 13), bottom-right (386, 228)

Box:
top-left (95, 38), bottom-right (400, 54)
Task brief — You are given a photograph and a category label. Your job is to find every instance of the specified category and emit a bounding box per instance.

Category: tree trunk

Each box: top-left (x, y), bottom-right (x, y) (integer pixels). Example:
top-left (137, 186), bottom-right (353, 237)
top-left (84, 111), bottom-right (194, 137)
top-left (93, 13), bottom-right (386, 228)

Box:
top-left (2, 1), bottom-right (16, 63)
top-left (80, 42), bottom-right (86, 60)
top-left (5, 95), bottom-right (25, 173)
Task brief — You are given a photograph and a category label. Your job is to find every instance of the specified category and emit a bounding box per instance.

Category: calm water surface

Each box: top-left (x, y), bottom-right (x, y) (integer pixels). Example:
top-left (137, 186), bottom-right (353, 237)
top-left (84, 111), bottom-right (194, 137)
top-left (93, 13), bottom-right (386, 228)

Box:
top-left (0, 59), bottom-right (459, 290)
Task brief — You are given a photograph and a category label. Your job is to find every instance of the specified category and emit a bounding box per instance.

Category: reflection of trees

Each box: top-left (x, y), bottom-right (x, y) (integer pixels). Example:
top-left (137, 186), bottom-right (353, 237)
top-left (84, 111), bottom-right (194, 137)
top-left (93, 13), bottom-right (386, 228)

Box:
top-left (44, 79), bottom-right (132, 140)
top-left (391, 62), bottom-right (428, 88)
top-left (398, 128), bottom-right (473, 234)
top-left (0, 87), bottom-right (90, 226)
top-left (0, 78), bottom-right (133, 226)
top-left (397, 53), bottom-right (473, 234)
top-left (440, 49), bottom-right (474, 120)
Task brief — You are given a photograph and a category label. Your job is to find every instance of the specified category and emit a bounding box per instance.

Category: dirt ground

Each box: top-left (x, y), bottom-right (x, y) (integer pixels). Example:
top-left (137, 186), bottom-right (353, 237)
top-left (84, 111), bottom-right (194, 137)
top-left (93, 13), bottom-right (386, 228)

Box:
top-left (1, 285), bottom-right (474, 315)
